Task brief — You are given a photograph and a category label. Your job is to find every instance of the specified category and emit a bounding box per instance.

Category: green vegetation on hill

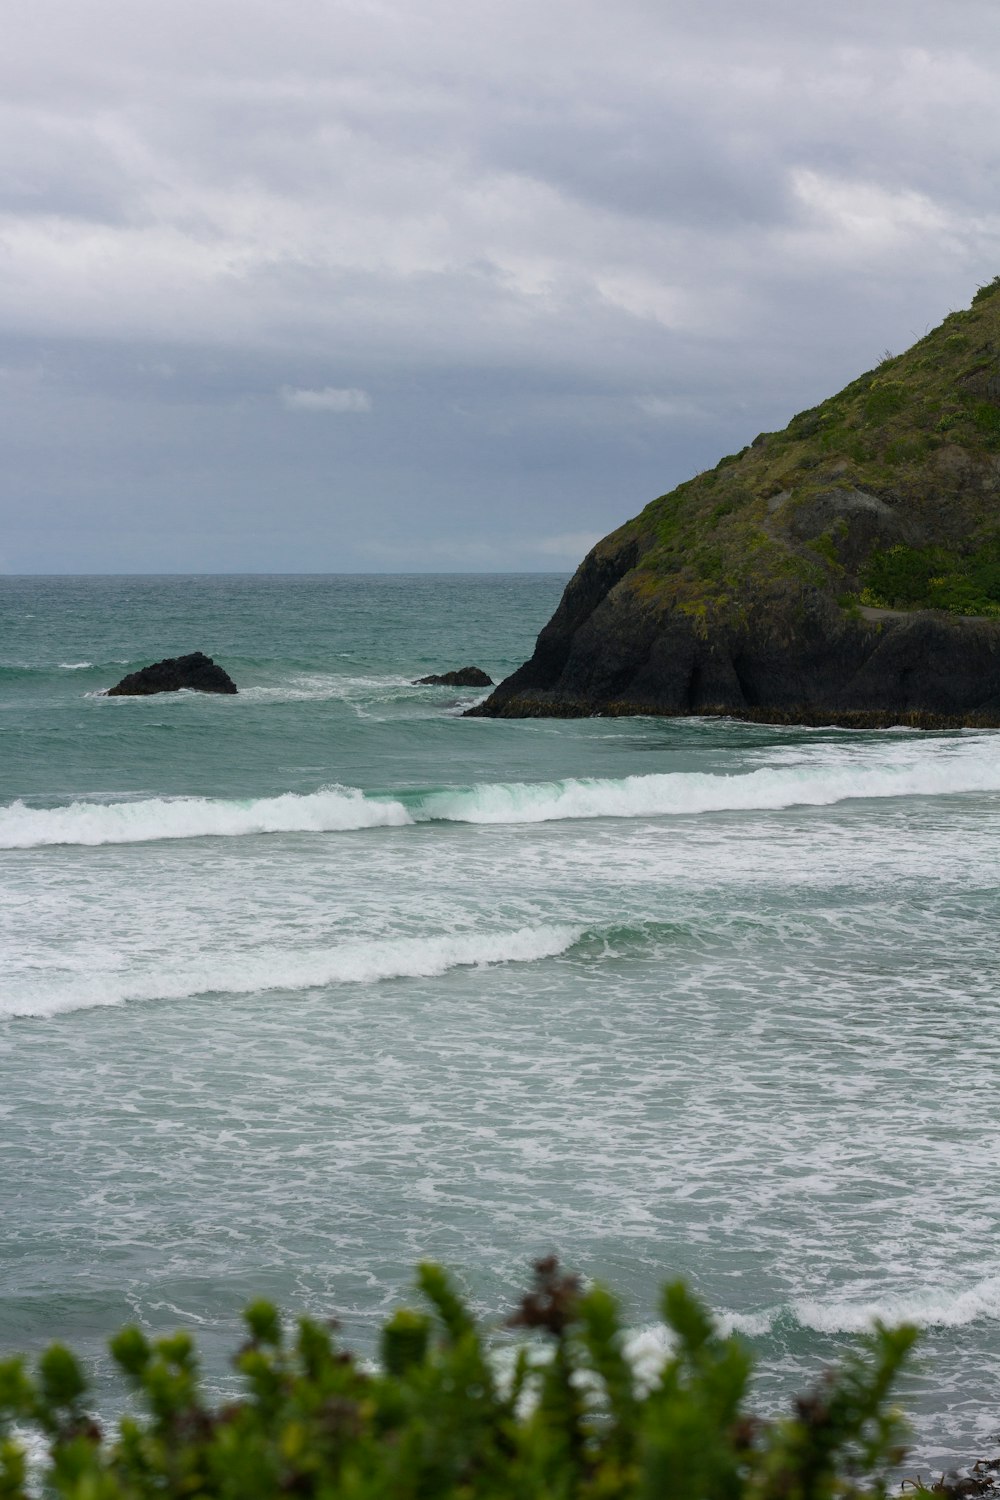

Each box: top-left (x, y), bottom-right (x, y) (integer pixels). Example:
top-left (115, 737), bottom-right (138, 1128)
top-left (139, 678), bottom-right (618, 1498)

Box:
top-left (0, 1258), bottom-right (944, 1500)
top-left (859, 542), bottom-right (1000, 616)
top-left (606, 276), bottom-right (1000, 623)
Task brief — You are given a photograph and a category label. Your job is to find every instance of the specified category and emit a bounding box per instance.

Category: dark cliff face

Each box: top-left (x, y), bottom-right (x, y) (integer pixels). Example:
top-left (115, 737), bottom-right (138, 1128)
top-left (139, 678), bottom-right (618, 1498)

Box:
top-left (493, 538), bottom-right (640, 696)
top-left (470, 280), bottom-right (1000, 728)
top-left (470, 582), bottom-right (1000, 726)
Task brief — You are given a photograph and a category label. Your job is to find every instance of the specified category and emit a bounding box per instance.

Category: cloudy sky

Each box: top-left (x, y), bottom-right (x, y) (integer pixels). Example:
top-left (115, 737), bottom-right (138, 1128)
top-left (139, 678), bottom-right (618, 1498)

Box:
top-left (2, 0), bottom-right (999, 572)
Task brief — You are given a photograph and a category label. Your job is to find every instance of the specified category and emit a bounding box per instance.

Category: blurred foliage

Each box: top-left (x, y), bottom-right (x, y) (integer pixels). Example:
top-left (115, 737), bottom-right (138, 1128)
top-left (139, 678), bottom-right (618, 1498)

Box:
top-left (0, 1257), bottom-right (933, 1500)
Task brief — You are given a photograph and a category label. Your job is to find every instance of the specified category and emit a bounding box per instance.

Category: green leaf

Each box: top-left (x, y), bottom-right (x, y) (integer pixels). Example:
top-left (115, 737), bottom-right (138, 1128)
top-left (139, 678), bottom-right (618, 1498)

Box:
top-left (244, 1300), bottom-right (283, 1348)
top-left (108, 1326), bottom-right (151, 1379)
top-left (380, 1309), bottom-right (432, 1377)
top-left (38, 1345), bottom-right (86, 1408)
top-left (416, 1263), bottom-right (476, 1343)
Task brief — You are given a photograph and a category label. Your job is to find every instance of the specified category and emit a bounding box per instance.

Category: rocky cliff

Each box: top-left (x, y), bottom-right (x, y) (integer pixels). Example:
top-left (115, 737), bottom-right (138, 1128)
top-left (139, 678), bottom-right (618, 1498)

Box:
top-left (470, 280), bottom-right (1000, 727)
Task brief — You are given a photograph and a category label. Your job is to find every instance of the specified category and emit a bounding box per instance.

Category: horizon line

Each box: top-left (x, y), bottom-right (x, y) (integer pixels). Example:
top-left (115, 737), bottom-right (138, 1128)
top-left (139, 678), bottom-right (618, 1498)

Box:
top-left (0, 569), bottom-right (574, 579)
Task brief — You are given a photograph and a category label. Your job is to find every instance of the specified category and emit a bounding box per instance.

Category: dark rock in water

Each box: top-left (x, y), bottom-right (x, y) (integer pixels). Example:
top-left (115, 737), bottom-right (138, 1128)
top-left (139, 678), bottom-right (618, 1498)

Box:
top-left (414, 666), bottom-right (493, 687)
top-left (106, 652), bottom-right (238, 697)
top-left (468, 277), bottom-right (1000, 728)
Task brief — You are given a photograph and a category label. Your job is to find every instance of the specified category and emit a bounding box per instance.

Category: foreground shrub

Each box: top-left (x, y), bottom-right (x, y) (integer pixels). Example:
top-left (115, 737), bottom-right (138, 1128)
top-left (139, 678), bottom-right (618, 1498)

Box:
top-left (0, 1257), bottom-right (926, 1499)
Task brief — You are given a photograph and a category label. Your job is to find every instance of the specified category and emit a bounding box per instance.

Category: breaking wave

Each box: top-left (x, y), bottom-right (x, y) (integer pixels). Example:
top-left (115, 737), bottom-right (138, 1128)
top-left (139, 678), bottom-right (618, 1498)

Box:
top-left (2, 925), bottom-right (582, 1019)
top-left (0, 786), bottom-right (412, 847)
top-left (788, 1275), bottom-right (1000, 1334)
top-left (623, 1276), bottom-right (1000, 1386)
top-left (4, 738), bottom-right (1000, 848)
top-left (416, 755), bottom-right (1000, 824)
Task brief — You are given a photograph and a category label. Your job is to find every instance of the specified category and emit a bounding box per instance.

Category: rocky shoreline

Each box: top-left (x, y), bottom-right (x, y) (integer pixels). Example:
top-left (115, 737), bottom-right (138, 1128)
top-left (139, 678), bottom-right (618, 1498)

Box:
top-left (467, 697), bottom-right (1000, 729)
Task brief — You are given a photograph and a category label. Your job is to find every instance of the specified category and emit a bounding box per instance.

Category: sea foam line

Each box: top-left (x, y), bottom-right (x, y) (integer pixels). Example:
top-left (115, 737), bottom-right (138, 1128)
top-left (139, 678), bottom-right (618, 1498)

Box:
top-left (4, 741), bottom-right (1000, 848)
top-left (2, 925), bottom-right (582, 1019)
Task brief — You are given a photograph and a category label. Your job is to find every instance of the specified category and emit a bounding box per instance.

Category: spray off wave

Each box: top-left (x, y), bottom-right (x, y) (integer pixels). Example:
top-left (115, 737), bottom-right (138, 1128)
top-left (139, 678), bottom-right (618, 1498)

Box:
top-left (2, 925), bottom-right (582, 1019)
top-left (4, 737), bottom-right (1000, 848)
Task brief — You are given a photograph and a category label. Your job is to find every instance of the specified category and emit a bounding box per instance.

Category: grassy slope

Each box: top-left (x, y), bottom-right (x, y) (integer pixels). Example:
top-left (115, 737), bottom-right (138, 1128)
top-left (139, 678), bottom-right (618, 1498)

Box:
top-left (600, 278), bottom-right (1000, 627)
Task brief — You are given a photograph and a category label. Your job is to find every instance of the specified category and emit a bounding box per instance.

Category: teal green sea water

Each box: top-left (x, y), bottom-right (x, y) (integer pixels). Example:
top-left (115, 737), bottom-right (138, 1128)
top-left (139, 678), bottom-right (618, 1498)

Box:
top-left (3, 574), bottom-right (1000, 1468)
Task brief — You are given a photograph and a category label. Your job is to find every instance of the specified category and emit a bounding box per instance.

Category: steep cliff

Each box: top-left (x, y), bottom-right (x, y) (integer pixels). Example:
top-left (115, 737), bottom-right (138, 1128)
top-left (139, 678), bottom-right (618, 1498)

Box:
top-left (470, 279), bottom-right (1000, 727)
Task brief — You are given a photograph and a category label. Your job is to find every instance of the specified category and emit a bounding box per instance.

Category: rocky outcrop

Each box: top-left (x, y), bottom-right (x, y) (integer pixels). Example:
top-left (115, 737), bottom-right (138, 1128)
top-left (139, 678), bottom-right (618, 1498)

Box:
top-left (414, 666), bottom-right (493, 687)
top-left (106, 652), bottom-right (238, 697)
top-left (468, 582), bottom-right (1000, 726)
top-left (470, 279), bottom-right (1000, 727)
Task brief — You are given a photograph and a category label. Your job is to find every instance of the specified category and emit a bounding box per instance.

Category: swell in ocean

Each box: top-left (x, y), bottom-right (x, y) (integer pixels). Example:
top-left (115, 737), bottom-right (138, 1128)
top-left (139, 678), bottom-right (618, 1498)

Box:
top-left (3, 735), bottom-right (1000, 847)
top-left (6, 577), bottom-right (1000, 1474)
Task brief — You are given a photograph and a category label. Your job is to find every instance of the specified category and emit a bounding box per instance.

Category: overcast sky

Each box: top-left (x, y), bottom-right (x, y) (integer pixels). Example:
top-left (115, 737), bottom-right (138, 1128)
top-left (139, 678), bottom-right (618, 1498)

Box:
top-left (2, 0), bottom-right (999, 572)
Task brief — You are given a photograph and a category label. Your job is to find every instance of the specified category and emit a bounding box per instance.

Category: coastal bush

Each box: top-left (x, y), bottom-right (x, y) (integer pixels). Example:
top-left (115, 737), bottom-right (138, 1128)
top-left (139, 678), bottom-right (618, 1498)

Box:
top-left (807, 531), bottom-right (842, 568)
top-left (884, 436), bottom-right (928, 465)
top-left (972, 401), bottom-right (1000, 447)
top-left (860, 545), bottom-right (947, 608)
top-left (972, 275), bottom-right (1000, 305)
top-left (0, 1257), bottom-right (934, 1500)
top-left (860, 543), bottom-right (1000, 615)
top-left (863, 381), bottom-right (908, 425)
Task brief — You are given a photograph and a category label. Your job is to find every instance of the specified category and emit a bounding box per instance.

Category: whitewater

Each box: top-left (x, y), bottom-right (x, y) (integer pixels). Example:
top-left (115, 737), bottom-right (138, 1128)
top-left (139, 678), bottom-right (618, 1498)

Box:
top-left (6, 735), bottom-right (1000, 847)
top-left (3, 573), bottom-right (1000, 1471)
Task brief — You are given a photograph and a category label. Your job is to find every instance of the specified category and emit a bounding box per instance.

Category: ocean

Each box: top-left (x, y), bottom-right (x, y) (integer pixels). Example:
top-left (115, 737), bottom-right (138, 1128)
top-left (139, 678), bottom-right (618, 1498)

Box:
top-left (2, 572), bottom-right (999, 1471)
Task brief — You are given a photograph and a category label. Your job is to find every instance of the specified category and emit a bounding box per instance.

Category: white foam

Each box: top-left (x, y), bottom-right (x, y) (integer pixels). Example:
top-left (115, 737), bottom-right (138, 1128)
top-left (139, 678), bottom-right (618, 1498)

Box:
top-left (0, 785), bottom-right (412, 847)
top-left (2, 924), bottom-right (582, 1018)
top-left (626, 1278), bottom-right (1000, 1360)
top-left (620, 1309), bottom-right (776, 1394)
top-left (5, 737), bottom-right (1000, 848)
top-left (421, 741), bottom-right (1000, 824)
top-left (58, 661), bottom-right (93, 669)
top-left (792, 1276), bottom-right (1000, 1334)
top-left (620, 1280), bottom-right (1000, 1389)
top-left (622, 1324), bottom-right (675, 1393)
top-left (237, 674), bottom-right (419, 703)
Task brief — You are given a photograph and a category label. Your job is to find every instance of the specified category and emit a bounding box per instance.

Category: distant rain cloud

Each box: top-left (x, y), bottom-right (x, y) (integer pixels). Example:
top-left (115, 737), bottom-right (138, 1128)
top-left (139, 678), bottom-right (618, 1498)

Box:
top-left (532, 532), bottom-right (603, 559)
top-left (280, 386), bottom-right (372, 413)
top-left (635, 396), bottom-right (711, 421)
top-left (4, 0), bottom-right (1000, 570)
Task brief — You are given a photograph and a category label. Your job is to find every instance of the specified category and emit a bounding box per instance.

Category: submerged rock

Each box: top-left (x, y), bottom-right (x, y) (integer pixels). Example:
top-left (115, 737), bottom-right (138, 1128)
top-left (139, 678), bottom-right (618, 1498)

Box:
top-left (469, 278), bottom-right (1000, 728)
top-left (106, 652), bottom-right (238, 697)
top-left (414, 666), bottom-right (493, 687)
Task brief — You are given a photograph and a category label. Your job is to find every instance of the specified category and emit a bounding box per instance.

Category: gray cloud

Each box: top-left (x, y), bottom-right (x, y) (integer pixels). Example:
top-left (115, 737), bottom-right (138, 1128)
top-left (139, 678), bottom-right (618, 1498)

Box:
top-left (2, 0), bottom-right (1000, 569)
top-left (280, 386), bottom-right (372, 413)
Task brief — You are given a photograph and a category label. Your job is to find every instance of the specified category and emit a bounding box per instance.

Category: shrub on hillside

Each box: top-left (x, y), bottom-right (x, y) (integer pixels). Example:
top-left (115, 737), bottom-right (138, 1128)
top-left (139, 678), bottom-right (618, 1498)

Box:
top-left (860, 543), bottom-right (1000, 615)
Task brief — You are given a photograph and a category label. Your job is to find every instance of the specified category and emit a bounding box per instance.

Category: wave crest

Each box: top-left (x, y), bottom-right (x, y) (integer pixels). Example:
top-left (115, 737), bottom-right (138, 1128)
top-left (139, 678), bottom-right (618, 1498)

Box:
top-left (791, 1276), bottom-right (1000, 1334)
top-left (623, 1276), bottom-right (1000, 1386)
top-left (3, 925), bottom-right (582, 1019)
top-left (0, 786), bottom-right (412, 848)
top-left (5, 739), bottom-right (1000, 849)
